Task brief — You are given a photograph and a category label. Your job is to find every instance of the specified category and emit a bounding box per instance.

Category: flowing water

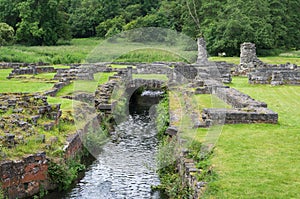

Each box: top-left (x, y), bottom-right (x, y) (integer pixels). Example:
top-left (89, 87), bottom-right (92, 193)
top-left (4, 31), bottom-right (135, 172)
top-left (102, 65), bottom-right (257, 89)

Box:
top-left (48, 91), bottom-right (167, 199)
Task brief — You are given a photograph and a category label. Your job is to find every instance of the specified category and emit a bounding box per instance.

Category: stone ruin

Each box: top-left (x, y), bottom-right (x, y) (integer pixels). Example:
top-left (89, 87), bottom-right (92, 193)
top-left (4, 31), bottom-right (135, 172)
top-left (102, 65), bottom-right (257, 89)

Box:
top-left (235, 42), bottom-right (264, 75)
top-left (0, 93), bottom-right (61, 149)
top-left (7, 66), bottom-right (56, 79)
top-left (235, 42), bottom-right (300, 85)
top-left (0, 62), bottom-right (49, 69)
top-left (201, 87), bottom-right (278, 125)
top-left (196, 37), bottom-right (209, 65)
top-left (168, 39), bottom-right (279, 126)
top-left (248, 63), bottom-right (299, 85)
top-left (54, 67), bottom-right (94, 81)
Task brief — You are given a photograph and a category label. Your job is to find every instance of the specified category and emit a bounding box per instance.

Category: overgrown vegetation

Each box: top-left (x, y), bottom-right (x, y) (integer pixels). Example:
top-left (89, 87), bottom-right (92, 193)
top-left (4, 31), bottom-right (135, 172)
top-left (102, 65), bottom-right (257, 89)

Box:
top-left (155, 92), bottom-right (194, 198)
top-left (48, 157), bottom-right (85, 191)
top-left (155, 93), bottom-right (170, 139)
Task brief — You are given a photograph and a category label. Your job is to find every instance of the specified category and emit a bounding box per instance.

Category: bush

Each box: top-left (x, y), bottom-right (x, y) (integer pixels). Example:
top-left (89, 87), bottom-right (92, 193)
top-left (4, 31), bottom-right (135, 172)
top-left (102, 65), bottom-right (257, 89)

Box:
top-left (48, 159), bottom-right (85, 191)
top-left (0, 22), bottom-right (14, 46)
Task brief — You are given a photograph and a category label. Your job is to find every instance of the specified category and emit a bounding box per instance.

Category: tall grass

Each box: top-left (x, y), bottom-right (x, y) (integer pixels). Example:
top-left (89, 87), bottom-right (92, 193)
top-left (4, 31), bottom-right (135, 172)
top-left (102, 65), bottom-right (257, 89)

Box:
top-left (0, 38), bottom-right (102, 64)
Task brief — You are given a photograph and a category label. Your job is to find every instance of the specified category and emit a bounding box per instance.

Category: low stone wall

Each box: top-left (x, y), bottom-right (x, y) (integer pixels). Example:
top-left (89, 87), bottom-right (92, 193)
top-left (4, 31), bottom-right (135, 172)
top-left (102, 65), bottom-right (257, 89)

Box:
top-left (202, 107), bottom-right (278, 125)
top-left (0, 62), bottom-right (49, 69)
top-left (54, 68), bottom-right (94, 81)
top-left (248, 65), bottom-right (300, 85)
top-left (0, 152), bottom-right (54, 199)
top-left (195, 84), bottom-right (278, 125)
top-left (216, 87), bottom-right (267, 108)
top-left (7, 66), bottom-right (55, 79)
top-left (136, 63), bottom-right (172, 75)
top-left (44, 80), bottom-right (71, 97)
top-left (165, 127), bottom-right (204, 199)
top-left (177, 151), bottom-right (205, 199)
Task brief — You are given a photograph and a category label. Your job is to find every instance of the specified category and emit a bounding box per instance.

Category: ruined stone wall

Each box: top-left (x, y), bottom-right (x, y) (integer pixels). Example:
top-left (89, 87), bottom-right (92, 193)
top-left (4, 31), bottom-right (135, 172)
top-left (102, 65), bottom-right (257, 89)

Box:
top-left (0, 62), bottom-right (49, 69)
top-left (0, 152), bottom-right (54, 199)
top-left (136, 63), bottom-right (172, 75)
top-left (44, 80), bottom-right (71, 97)
top-left (7, 66), bottom-right (55, 78)
top-left (248, 64), bottom-right (300, 85)
top-left (202, 108), bottom-right (278, 125)
top-left (54, 68), bottom-right (94, 81)
top-left (200, 87), bottom-right (278, 125)
top-left (216, 87), bottom-right (267, 108)
top-left (0, 93), bottom-right (106, 198)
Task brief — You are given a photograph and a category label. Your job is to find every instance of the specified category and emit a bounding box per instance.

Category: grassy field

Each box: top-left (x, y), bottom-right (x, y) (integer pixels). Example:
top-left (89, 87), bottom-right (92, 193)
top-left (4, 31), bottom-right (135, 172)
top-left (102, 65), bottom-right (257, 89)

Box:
top-left (1, 37), bottom-right (299, 65)
top-left (0, 38), bottom-right (101, 64)
top-left (0, 38), bottom-right (197, 64)
top-left (0, 69), bottom-right (54, 93)
top-left (205, 77), bottom-right (300, 198)
top-left (56, 72), bottom-right (115, 97)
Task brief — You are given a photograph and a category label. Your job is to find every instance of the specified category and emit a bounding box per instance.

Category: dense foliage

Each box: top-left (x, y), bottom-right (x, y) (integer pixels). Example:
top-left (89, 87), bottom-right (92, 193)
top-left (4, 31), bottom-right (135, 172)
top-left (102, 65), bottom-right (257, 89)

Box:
top-left (0, 0), bottom-right (299, 54)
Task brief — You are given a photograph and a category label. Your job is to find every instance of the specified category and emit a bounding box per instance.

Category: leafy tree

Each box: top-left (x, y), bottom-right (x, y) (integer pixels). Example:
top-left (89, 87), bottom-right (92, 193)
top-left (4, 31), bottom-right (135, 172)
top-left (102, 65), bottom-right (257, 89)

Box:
top-left (15, 0), bottom-right (71, 45)
top-left (96, 16), bottom-right (125, 38)
top-left (0, 22), bottom-right (14, 45)
top-left (0, 0), bottom-right (22, 29)
top-left (283, 0), bottom-right (300, 49)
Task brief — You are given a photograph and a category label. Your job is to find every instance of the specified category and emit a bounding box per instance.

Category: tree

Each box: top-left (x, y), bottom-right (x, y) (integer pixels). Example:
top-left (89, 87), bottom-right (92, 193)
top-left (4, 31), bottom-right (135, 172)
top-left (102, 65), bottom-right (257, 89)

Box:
top-left (0, 22), bottom-right (14, 46)
top-left (96, 16), bottom-right (125, 38)
top-left (15, 0), bottom-right (71, 45)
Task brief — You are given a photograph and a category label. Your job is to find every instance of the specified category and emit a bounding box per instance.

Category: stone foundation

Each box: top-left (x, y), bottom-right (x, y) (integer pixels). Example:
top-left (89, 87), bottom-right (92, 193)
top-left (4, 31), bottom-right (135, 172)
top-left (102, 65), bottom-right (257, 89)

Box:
top-left (248, 64), bottom-right (300, 85)
top-left (202, 107), bottom-right (278, 125)
top-left (0, 62), bottom-right (49, 69)
top-left (7, 66), bottom-right (55, 79)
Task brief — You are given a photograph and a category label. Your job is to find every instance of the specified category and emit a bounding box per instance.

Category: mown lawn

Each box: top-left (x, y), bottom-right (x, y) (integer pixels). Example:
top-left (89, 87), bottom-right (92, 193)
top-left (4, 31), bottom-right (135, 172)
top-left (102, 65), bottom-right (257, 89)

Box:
top-left (0, 69), bottom-right (54, 93)
top-left (56, 72), bottom-right (115, 97)
top-left (206, 77), bottom-right (300, 198)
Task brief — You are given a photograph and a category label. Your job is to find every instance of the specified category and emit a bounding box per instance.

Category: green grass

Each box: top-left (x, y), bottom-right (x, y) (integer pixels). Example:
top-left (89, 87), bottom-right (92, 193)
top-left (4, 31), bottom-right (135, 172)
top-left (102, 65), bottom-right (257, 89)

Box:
top-left (132, 74), bottom-right (168, 81)
top-left (85, 39), bottom-right (197, 63)
top-left (279, 50), bottom-right (300, 57)
top-left (0, 38), bottom-right (197, 64)
top-left (56, 72), bottom-right (115, 97)
top-left (35, 72), bottom-right (56, 79)
top-left (0, 38), bottom-right (102, 64)
top-left (0, 69), bottom-right (54, 93)
top-left (47, 97), bottom-right (74, 112)
top-left (116, 48), bottom-right (189, 63)
top-left (205, 77), bottom-right (300, 198)
top-left (192, 94), bottom-right (231, 110)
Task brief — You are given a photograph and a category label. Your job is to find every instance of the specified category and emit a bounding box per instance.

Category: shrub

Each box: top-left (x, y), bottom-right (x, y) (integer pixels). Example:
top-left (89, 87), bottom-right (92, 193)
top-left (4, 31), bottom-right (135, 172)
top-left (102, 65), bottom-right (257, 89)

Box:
top-left (0, 22), bottom-right (14, 46)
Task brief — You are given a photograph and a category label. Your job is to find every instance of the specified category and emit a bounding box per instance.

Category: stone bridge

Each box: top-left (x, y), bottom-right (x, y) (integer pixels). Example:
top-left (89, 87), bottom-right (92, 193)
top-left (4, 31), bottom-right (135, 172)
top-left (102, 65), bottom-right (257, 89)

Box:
top-left (126, 78), bottom-right (166, 91)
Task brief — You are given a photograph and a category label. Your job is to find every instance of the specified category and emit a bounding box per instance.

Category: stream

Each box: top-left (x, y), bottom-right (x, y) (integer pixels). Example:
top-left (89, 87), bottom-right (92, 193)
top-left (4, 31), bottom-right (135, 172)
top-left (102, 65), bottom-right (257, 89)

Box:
top-left (47, 90), bottom-right (167, 199)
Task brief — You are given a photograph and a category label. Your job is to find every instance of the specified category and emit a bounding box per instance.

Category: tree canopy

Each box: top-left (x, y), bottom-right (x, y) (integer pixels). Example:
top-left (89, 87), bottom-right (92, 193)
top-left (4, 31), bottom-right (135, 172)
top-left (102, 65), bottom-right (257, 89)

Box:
top-left (0, 0), bottom-right (299, 55)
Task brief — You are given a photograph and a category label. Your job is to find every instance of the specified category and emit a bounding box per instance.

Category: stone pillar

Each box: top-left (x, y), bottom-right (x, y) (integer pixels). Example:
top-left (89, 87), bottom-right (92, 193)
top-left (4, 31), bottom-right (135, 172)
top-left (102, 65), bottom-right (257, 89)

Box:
top-left (127, 66), bottom-right (133, 81)
top-left (237, 42), bottom-right (263, 75)
top-left (196, 38), bottom-right (208, 65)
top-left (240, 42), bottom-right (258, 65)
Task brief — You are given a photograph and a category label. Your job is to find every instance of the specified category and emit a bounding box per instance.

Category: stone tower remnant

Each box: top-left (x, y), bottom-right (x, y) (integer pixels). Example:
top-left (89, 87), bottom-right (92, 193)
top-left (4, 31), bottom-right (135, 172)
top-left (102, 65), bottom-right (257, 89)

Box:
top-left (237, 42), bottom-right (263, 75)
top-left (196, 37), bottom-right (209, 65)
